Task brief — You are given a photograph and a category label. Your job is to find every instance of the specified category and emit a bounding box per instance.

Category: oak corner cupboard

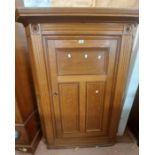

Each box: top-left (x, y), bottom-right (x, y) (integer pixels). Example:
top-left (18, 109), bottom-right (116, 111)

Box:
top-left (16, 7), bottom-right (138, 148)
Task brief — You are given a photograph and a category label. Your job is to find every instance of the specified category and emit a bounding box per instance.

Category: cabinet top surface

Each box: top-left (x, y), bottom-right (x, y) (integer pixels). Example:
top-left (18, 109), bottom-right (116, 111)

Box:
top-left (16, 0), bottom-right (139, 25)
top-left (16, 7), bottom-right (139, 25)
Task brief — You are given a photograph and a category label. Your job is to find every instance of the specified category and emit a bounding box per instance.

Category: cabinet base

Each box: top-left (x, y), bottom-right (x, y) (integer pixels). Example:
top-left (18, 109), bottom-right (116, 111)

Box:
top-left (46, 137), bottom-right (116, 149)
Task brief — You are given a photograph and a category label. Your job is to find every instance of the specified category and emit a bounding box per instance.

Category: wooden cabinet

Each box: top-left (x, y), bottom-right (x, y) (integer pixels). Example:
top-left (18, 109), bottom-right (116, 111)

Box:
top-left (16, 8), bottom-right (138, 148)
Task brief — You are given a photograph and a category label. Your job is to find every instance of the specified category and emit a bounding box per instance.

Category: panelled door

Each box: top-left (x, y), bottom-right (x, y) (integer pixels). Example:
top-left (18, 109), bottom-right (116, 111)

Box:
top-left (44, 36), bottom-right (119, 139)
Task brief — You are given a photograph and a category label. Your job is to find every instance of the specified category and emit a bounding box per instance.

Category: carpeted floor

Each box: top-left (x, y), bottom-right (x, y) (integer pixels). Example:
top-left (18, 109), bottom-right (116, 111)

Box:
top-left (16, 129), bottom-right (138, 155)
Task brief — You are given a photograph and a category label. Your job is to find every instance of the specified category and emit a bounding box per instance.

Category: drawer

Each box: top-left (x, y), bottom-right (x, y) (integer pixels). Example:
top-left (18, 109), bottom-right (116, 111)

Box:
top-left (56, 48), bottom-right (108, 75)
top-left (55, 39), bottom-right (110, 48)
top-left (15, 126), bottom-right (29, 145)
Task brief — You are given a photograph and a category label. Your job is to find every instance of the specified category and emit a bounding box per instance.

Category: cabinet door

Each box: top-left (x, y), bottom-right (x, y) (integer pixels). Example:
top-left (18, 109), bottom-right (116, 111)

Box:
top-left (44, 37), bottom-right (119, 138)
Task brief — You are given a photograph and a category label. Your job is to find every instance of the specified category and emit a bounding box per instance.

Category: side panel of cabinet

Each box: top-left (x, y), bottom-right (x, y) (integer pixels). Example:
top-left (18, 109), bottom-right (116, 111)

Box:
top-left (26, 24), bottom-right (55, 145)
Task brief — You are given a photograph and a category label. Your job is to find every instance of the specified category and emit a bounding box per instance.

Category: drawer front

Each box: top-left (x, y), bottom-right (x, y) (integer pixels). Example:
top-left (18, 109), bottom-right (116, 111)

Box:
top-left (15, 126), bottom-right (29, 145)
top-left (56, 48), bottom-right (108, 75)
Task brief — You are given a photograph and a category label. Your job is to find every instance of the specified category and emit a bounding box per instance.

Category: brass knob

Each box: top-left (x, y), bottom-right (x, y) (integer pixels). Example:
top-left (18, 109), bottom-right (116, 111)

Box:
top-left (53, 92), bottom-right (59, 96)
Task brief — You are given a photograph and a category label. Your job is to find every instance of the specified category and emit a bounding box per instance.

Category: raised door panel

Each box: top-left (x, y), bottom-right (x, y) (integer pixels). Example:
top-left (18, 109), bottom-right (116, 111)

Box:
top-left (86, 82), bottom-right (105, 132)
top-left (56, 48), bottom-right (108, 75)
top-left (59, 83), bottom-right (80, 134)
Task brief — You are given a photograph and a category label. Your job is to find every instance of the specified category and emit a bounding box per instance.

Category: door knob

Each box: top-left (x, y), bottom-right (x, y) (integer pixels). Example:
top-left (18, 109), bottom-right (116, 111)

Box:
top-left (53, 92), bottom-right (59, 96)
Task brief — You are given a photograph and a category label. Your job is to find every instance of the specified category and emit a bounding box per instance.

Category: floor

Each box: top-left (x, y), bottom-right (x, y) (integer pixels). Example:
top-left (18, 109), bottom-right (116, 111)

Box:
top-left (16, 130), bottom-right (139, 155)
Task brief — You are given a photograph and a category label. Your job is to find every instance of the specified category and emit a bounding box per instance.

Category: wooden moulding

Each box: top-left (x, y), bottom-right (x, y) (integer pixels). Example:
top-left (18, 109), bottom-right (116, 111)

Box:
top-left (16, 8), bottom-right (139, 26)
